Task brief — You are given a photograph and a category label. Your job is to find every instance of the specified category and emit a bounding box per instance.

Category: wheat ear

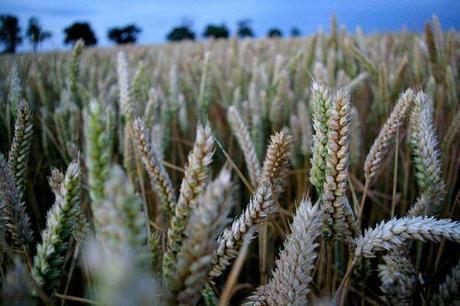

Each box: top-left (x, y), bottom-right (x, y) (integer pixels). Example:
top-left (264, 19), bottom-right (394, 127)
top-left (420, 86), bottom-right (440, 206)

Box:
top-left (322, 90), bottom-right (358, 241)
top-left (256, 128), bottom-right (294, 285)
top-left (163, 124), bottom-right (214, 285)
top-left (364, 89), bottom-right (414, 184)
top-left (117, 51), bottom-right (133, 120)
top-left (85, 240), bottom-right (161, 306)
top-left (227, 105), bottom-right (261, 188)
top-left (92, 165), bottom-right (147, 257)
top-left (171, 170), bottom-right (233, 305)
top-left (247, 198), bottom-right (322, 305)
top-left (32, 161), bottom-right (81, 294)
top-left (408, 91), bottom-right (446, 216)
top-left (260, 129), bottom-right (293, 197)
top-left (309, 82), bottom-right (332, 193)
top-left (209, 183), bottom-right (273, 279)
top-left (432, 260), bottom-right (460, 305)
top-left (8, 100), bottom-right (33, 199)
top-left (48, 168), bottom-right (64, 195)
top-left (84, 99), bottom-right (111, 207)
top-left (378, 250), bottom-right (416, 305)
top-left (355, 216), bottom-right (460, 259)
top-left (0, 153), bottom-right (33, 249)
top-left (133, 118), bottom-right (176, 215)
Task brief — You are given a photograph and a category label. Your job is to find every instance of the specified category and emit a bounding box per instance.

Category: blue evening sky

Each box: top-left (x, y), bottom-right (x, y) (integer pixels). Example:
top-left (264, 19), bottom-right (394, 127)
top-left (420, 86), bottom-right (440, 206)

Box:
top-left (1, 0), bottom-right (460, 52)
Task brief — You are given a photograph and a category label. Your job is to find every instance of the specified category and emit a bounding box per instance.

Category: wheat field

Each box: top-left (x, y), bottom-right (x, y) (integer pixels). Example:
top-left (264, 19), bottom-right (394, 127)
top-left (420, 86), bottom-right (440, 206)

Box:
top-left (0, 16), bottom-right (459, 305)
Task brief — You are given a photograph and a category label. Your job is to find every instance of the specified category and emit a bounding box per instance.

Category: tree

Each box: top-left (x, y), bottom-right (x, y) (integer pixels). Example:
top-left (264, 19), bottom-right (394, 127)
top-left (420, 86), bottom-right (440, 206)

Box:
top-left (26, 17), bottom-right (52, 52)
top-left (291, 27), bottom-right (301, 37)
top-left (267, 28), bottom-right (282, 38)
top-left (237, 20), bottom-right (254, 38)
top-left (203, 24), bottom-right (229, 39)
top-left (166, 25), bottom-right (195, 42)
top-left (107, 24), bottom-right (141, 44)
top-left (63, 22), bottom-right (97, 46)
top-left (0, 15), bottom-right (22, 54)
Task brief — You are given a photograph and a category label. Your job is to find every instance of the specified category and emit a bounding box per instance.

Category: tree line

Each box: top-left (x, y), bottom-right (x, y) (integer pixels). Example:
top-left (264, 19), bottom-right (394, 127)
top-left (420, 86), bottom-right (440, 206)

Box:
top-left (0, 14), bottom-right (301, 53)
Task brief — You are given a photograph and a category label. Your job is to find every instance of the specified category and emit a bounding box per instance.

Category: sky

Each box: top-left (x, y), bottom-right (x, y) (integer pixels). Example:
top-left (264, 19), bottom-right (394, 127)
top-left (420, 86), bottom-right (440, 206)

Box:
top-left (1, 0), bottom-right (460, 52)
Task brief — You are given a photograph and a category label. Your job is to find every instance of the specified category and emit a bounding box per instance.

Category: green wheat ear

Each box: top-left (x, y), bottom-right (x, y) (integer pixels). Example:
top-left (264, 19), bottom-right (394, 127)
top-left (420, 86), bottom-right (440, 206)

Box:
top-left (309, 82), bottom-right (331, 194)
top-left (69, 39), bottom-right (84, 107)
top-left (84, 99), bottom-right (111, 208)
top-left (408, 92), bottom-right (446, 216)
top-left (32, 160), bottom-right (82, 295)
top-left (9, 99), bottom-right (33, 199)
